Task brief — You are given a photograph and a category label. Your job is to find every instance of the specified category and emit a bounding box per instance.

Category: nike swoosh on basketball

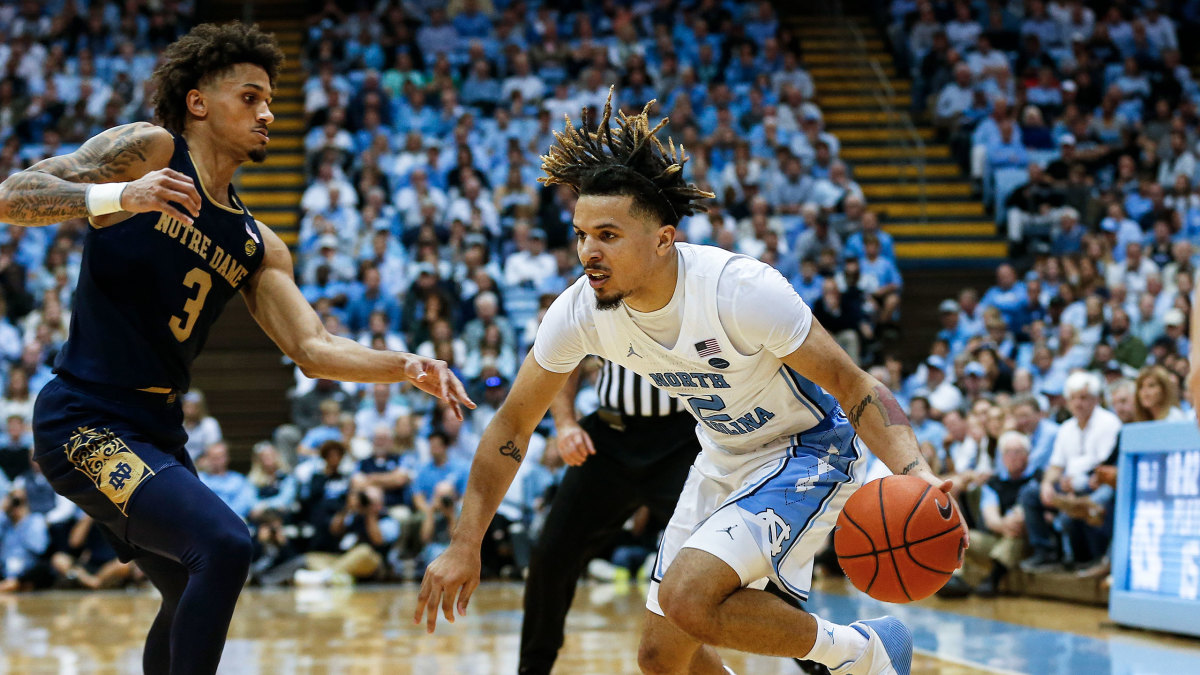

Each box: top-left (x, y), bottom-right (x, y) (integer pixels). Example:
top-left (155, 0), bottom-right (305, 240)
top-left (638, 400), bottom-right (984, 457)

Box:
top-left (937, 497), bottom-right (954, 520)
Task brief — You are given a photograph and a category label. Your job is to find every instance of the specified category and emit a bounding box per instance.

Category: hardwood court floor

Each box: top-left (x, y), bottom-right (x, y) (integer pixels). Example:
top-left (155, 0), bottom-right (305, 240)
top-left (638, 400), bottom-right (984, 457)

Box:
top-left (0, 577), bottom-right (1197, 674)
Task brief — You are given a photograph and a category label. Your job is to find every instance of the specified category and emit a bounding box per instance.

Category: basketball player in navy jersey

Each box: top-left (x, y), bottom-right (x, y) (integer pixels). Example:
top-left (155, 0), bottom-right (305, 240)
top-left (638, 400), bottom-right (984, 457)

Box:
top-left (0, 23), bottom-right (472, 675)
top-left (419, 93), bottom-right (958, 675)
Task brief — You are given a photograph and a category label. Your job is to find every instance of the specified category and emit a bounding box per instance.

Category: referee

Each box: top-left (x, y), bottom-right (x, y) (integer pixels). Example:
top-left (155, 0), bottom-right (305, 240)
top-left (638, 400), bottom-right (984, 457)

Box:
top-left (518, 358), bottom-right (698, 675)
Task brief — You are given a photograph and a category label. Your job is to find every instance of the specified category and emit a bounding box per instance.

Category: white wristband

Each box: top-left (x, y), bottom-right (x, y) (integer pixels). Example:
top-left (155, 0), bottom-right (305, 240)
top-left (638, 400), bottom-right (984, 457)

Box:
top-left (85, 182), bottom-right (128, 216)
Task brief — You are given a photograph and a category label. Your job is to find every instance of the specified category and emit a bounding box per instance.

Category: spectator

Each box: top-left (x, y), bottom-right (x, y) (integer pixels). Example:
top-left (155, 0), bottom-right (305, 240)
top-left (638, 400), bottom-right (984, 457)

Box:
top-left (941, 430), bottom-right (1040, 598)
top-left (0, 486), bottom-right (49, 592)
top-left (1009, 395), bottom-right (1058, 475)
top-left (981, 264), bottom-right (1026, 331)
top-left (354, 424), bottom-right (414, 509)
top-left (0, 415), bottom-right (32, 482)
top-left (197, 442), bottom-right (256, 521)
top-left (909, 395), bottom-right (946, 449)
top-left (1021, 372), bottom-right (1120, 570)
top-left (503, 226), bottom-right (555, 289)
top-left (1133, 364), bottom-right (1187, 422)
top-left (921, 355), bottom-right (964, 417)
top-left (247, 442), bottom-right (297, 522)
top-left (1107, 307), bottom-right (1148, 369)
top-left (181, 390), bottom-right (222, 462)
top-left (793, 212), bottom-right (843, 263)
top-left (299, 440), bottom-right (355, 553)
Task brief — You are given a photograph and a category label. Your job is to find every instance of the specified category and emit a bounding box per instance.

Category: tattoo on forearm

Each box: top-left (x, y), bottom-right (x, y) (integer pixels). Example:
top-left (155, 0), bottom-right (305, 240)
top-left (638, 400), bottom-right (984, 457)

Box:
top-left (847, 384), bottom-right (912, 429)
top-left (0, 124), bottom-right (151, 225)
top-left (900, 459), bottom-right (920, 475)
top-left (498, 440), bottom-right (523, 463)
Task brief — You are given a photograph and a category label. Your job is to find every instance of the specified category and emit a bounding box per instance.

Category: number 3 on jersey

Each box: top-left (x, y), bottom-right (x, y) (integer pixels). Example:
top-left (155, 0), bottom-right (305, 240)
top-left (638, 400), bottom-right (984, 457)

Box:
top-left (170, 267), bottom-right (212, 341)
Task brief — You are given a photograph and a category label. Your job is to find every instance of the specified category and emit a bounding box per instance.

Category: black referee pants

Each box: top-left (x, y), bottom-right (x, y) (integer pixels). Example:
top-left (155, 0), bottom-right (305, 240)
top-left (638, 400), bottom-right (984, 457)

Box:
top-left (518, 411), bottom-right (699, 675)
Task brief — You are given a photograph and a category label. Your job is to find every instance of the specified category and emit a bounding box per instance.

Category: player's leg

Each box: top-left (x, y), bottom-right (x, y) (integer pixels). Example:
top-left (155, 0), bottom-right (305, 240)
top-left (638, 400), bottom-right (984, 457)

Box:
top-left (638, 609), bottom-right (724, 675)
top-left (658, 451), bottom-right (911, 674)
top-left (123, 465), bottom-right (254, 675)
top-left (135, 553), bottom-right (189, 675)
top-left (658, 542), bottom-right (906, 675)
top-left (519, 435), bottom-right (642, 674)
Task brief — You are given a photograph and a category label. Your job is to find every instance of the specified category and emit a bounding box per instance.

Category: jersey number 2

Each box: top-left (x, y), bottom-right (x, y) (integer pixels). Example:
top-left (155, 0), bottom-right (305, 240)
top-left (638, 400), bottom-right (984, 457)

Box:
top-left (170, 267), bottom-right (212, 342)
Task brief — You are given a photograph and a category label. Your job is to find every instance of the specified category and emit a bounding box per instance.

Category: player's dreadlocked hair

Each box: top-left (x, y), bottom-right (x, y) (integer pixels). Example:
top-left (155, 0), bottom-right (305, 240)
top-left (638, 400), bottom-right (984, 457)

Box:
top-left (151, 22), bottom-right (284, 134)
top-left (540, 88), bottom-right (714, 226)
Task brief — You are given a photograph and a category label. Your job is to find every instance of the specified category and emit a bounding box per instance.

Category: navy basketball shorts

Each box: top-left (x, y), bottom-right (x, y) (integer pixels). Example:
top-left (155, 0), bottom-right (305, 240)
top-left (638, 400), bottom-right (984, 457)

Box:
top-left (32, 375), bottom-right (194, 561)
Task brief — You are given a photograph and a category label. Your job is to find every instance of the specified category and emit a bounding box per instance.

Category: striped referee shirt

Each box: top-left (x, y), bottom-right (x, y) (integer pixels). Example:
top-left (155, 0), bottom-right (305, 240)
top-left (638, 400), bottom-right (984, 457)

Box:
top-left (594, 359), bottom-right (685, 418)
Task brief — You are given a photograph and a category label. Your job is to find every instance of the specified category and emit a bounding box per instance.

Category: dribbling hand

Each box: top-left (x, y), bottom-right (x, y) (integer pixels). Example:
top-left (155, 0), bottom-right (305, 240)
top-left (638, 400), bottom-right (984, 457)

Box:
top-left (414, 542), bottom-right (480, 634)
top-left (403, 356), bottom-right (476, 420)
top-left (556, 424), bottom-right (596, 466)
top-left (120, 168), bottom-right (203, 225)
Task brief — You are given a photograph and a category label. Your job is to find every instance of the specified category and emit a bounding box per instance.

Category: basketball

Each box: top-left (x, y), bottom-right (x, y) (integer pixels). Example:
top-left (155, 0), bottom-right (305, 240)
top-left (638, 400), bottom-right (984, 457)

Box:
top-left (834, 475), bottom-right (967, 603)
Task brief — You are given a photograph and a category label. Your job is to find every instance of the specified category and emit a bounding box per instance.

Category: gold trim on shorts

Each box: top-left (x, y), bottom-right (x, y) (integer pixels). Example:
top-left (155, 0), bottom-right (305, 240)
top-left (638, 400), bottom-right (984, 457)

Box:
top-left (64, 427), bottom-right (156, 515)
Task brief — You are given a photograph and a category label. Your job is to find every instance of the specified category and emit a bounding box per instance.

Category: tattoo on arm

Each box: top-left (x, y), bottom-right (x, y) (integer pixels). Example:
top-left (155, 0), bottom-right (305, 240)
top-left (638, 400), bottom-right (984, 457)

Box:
top-left (0, 124), bottom-right (154, 226)
top-left (900, 459), bottom-right (920, 475)
top-left (847, 384), bottom-right (912, 429)
top-left (498, 440), bottom-right (523, 464)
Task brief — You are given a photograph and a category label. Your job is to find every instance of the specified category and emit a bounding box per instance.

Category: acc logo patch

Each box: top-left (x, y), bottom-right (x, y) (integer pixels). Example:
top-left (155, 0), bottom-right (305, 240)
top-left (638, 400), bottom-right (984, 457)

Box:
top-left (245, 239), bottom-right (257, 256)
top-left (708, 357), bottom-right (730, 369)
top-left (64, 427), bottom-right (155, 515)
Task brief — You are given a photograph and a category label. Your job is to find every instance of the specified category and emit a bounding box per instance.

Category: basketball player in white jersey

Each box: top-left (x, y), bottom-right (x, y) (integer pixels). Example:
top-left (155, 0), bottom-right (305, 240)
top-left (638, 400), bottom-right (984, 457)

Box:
top-left (416, 94), bottom-right (959, 675)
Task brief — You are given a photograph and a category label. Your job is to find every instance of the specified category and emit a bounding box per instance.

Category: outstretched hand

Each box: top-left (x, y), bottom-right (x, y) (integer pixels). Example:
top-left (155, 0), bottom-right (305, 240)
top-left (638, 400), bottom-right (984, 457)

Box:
top-left (404, 355), bottom-right (476, 420)
top-left (414, 542), bottom-right (480, 634)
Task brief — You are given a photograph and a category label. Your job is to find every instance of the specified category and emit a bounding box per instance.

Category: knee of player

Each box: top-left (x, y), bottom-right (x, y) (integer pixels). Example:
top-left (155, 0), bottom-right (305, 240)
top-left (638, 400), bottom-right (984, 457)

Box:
top-left (637, 640), bottom-right (683, 675)
top-left (210, 525), bottom-right (255, 569)
top-left (657, 576), bottom-right (719, 643)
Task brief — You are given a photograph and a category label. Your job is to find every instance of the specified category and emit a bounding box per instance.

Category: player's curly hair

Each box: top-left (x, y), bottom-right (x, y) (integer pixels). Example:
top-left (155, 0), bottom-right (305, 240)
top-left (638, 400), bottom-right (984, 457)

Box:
top-left (540, 88), bottom-right (714, 226)
top-left (151, 22), bottom-right (284, 134)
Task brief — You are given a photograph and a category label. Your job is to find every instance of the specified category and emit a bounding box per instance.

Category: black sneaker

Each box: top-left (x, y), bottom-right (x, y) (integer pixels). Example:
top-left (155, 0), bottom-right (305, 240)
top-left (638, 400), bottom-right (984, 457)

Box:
top-left (936, 575), bottom-right (972, 598)
top-left (974, 578), bottom-right (997, 597)
top-left (1020, 550), bottom-right (1062, 573)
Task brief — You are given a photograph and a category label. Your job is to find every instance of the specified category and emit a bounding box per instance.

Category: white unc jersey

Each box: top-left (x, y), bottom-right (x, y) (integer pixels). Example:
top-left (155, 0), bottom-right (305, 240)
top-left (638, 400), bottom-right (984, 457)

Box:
top-left (587, 244), bottom-right (844, 476)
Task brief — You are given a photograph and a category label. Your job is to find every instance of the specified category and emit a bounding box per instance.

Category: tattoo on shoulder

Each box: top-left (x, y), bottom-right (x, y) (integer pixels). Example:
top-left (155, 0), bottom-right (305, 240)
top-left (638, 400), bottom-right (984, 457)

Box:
top-left (57, 124), bottom-right (153, 182)
top-left (847, 384), bottom-right (912, 429)
top-left (498, 440), bottom-right (523, 463)
top-left (900, 459), bottom-right (920, 475)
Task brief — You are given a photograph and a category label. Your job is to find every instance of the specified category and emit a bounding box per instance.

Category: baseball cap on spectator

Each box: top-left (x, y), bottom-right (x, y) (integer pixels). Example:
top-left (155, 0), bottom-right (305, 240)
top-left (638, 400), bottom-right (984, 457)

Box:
top-left (414, 262), bottom-right (438, 277)
top-left (1165, 308), bottom-right (1186, 327)
top-left (1104, 360), bottom-right (1124, 373)
top-left (938, 299), bottom-right (959, 314)
top-left (1040, 378), bottom-right (1064, 397)
top-left (964, 362), bottom-right (986, 378)
top-left (1058, 133), bottom-right (1076, 146)
top-left (1099, 217), bottom-right (1118, 233)
top-left (529, 228), bottom-right (547, 241)
top-left (925, 355), bottom-right (947, 371)
top-left (1024, 270), bottom-right (1040, 282)
top-left (1061, 80), bottom-right (1077, 93)
top-left (464, 233), bottom-right (488, 248)
top-left (317, 234), bottom-right (339, 250)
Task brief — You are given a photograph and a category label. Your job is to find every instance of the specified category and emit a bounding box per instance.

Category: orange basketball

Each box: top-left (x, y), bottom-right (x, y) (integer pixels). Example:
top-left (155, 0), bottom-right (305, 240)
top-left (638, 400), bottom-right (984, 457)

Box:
top-left (834, 475), bottom-right (967, 603)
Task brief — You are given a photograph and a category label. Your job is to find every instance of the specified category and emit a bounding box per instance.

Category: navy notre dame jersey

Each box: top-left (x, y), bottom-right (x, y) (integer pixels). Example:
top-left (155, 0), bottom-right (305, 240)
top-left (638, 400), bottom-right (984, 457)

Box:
top-left (55, 133), bottom-right (266, 391)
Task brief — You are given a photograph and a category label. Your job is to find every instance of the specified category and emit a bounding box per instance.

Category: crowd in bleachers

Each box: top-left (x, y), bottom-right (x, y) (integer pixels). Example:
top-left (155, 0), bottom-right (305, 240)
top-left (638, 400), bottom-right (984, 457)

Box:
top-left (872, 0), bottom-right (1200, 595)
top-left (0, 0), bottom-right (1192, 601)
top-left (0, 0), bottom-right (908, 591)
